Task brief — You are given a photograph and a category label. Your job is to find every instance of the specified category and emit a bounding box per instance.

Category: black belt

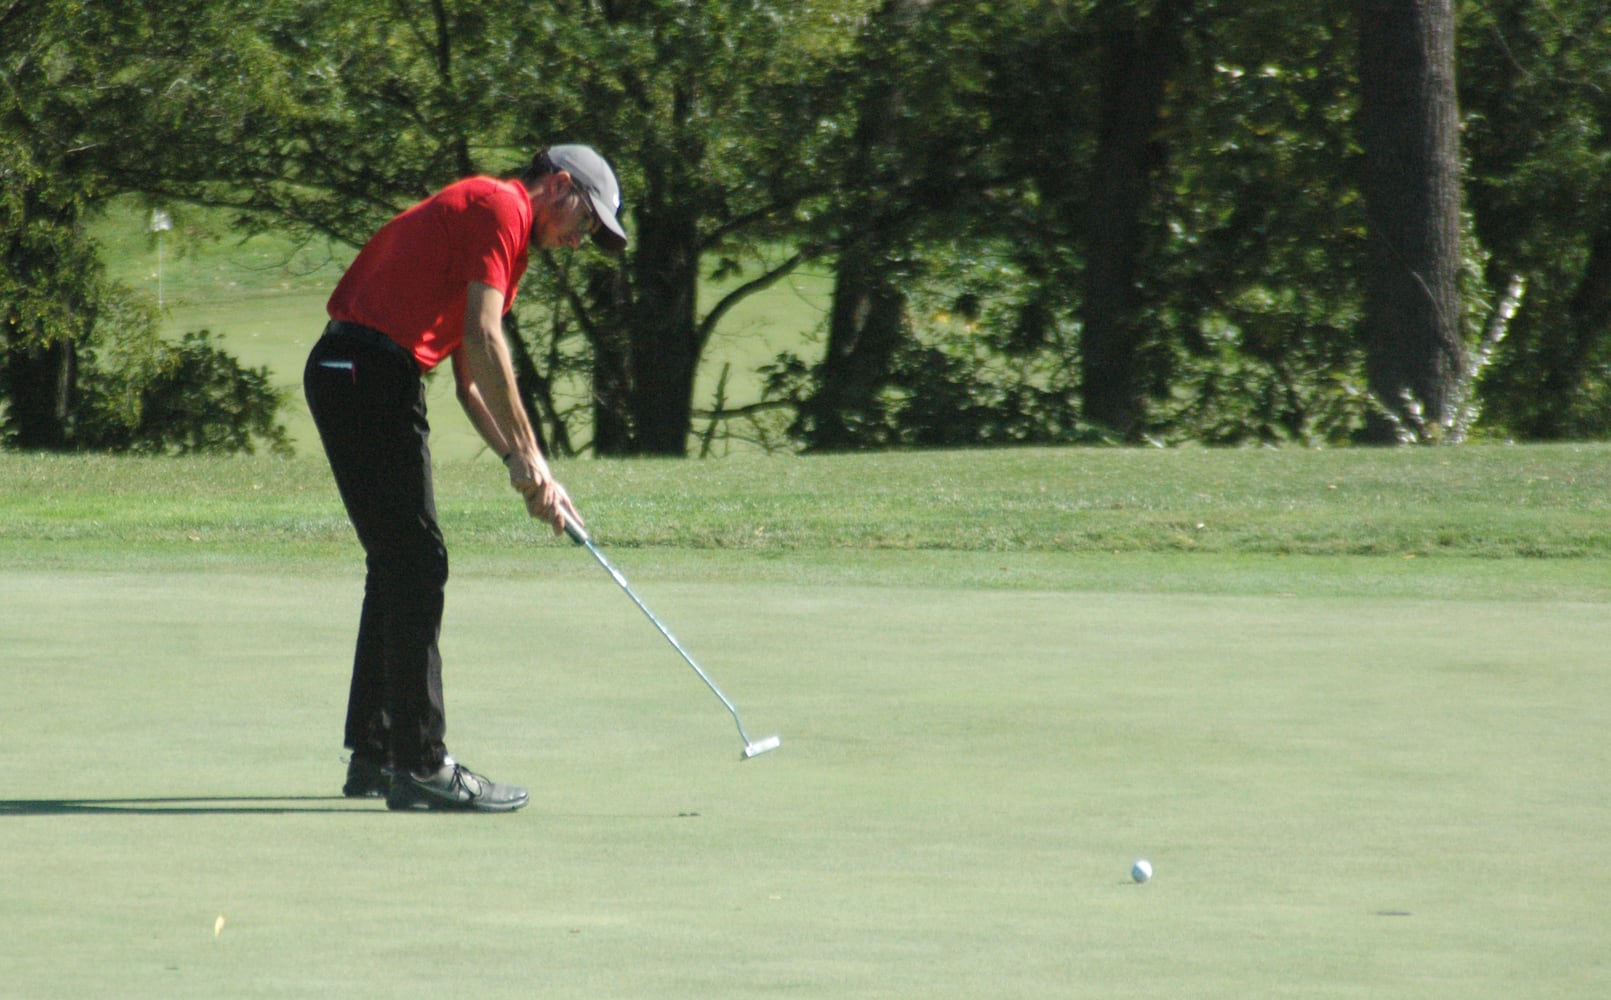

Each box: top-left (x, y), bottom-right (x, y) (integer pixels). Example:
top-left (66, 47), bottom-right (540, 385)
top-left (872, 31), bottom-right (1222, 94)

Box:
top-left (325, 320), bottom-right (416, 368)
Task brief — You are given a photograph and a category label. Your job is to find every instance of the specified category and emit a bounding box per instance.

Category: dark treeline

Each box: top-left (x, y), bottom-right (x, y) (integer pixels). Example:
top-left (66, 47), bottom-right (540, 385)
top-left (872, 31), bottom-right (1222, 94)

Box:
top-left (4, 1), bottom-right (1608, 455)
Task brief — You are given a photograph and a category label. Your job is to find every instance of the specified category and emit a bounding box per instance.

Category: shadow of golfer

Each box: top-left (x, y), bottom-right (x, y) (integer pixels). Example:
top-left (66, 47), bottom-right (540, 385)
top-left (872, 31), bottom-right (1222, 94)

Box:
top-left (0, 796), bottom-right (378, 816)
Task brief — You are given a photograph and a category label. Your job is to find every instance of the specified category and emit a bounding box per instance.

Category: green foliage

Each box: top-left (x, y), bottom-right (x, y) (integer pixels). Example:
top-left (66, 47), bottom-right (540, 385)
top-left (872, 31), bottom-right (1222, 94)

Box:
top-left (532, 2), bottom-right (876, 452)
top-left (75, 328), bottom-right (291, 456)
top-left (9, 0), bottom-right (1611, 452)
top-left (157, 0), bottom-right (877, 454)
top-left (0, 200), bottom-right (106, 353)
top-left (770, 1), bottom-right (1384, 448)
top-left (188, 0), bottom-right (542, 241)
top-left (1, 0), bottom-right (294, 454)
top-left (767, 241), bottom-right (1092, 448)
top-left (907, 0), bottom-right (1598, 447)
top-left (1460, 0), bottom-right (1611, 438)
top-left (0, 0), bottom-right (120, 355)
top-left (1146, 6), bottom-right (1370, 443)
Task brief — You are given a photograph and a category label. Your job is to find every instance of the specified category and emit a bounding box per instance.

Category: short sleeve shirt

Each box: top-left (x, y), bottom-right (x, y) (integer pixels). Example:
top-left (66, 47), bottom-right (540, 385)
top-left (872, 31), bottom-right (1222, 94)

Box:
top-left (326, 177), bottom-right (532, 371)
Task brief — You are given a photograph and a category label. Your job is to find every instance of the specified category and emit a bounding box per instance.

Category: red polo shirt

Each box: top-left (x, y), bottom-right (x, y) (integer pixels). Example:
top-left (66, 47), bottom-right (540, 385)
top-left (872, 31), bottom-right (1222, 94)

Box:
top-left (327, 176), bottom-right (532, 372)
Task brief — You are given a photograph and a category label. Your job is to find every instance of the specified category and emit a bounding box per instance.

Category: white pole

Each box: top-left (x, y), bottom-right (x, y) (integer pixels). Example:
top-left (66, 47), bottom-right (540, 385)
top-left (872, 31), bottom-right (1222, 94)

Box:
top-left (150, 209), bottom-right (172, 308)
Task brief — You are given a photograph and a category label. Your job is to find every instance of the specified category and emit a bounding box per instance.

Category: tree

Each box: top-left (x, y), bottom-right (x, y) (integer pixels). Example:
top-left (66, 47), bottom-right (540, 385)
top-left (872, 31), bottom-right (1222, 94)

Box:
top-left (1353, 0), bottom-right (1468, 441)
top-left (781, 0), bottom-right (1371, 448)
top-left (543, 2), bottom-right (863, 455)
top-left (17, 0), bottom-right (1611, 454)
top-left (1461, 0), bottom-right (1611, 438)
top-left (1078, 0), bottom-right (1196, 439)
top-left (141, 0), bottom-right (868, 457)
top-left (1142, 1), bottom-right (1372, 444)
top-left (983, 0), bottom-right (1367, 445)
top-left (1, 0), bottom-right (287, 453)
top-left (1, 0), bottom-right (128, 448)
top-left (794, 0), bottom-right (931, 451)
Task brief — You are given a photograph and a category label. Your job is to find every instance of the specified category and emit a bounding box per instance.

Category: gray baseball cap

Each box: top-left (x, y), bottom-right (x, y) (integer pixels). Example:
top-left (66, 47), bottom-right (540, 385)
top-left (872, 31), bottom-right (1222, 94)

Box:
top-left (543, 144), bottom-right (628, 254)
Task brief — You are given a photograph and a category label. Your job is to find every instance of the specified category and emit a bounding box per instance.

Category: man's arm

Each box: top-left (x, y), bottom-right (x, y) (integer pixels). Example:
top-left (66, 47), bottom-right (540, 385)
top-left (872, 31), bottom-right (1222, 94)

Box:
top-left (455, 281), bottom-right (580, 534)
top-left (452, 357), bottom-right (513, 460)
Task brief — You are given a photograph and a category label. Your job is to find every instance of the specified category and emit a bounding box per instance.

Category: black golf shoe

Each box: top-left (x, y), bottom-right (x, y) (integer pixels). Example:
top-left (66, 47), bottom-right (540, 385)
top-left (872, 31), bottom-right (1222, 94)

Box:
top-left (386, 758), bottom-right (529, 812)
top-left (342, 754), bottom-right (392, 798)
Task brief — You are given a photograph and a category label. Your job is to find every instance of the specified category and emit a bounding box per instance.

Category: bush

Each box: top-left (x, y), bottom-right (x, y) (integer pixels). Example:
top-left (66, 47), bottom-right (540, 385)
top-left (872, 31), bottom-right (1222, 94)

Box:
top-left (74, 329), bottom-right (291, 456)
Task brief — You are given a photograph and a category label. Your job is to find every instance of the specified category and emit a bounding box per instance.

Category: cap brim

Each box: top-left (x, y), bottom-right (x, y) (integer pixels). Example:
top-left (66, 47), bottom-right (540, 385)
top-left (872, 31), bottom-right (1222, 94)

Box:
top-left (589, 203), bottom-right (628, 254)
top-left (592, 227), bottom-right (627, 254)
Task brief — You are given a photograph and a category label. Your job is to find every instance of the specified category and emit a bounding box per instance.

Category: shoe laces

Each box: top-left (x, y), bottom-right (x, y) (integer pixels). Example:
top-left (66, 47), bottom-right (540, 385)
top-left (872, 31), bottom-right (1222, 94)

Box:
top-left (443, 760), bottom-right (488, 800)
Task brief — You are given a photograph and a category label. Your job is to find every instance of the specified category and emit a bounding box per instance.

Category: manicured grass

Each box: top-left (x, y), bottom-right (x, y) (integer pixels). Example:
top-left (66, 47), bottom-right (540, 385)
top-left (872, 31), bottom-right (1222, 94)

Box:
top-left (6, 443), bottom-right (1611, 562)
top-left (4, 560), bottom-right (1609, 997)
top-left (2, 447), bottom-right (1610, 997)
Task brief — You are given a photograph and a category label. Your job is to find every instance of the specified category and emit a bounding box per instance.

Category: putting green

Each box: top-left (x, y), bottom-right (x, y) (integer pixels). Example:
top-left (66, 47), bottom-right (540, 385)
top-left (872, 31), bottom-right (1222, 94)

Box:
top-left (3, 555), bottom-right (1608, 998)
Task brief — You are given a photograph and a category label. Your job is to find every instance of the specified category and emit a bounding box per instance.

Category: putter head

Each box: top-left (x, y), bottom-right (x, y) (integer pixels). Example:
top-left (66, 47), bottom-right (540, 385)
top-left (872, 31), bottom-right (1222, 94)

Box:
top-left (742, 735), bottom-right (782, 760)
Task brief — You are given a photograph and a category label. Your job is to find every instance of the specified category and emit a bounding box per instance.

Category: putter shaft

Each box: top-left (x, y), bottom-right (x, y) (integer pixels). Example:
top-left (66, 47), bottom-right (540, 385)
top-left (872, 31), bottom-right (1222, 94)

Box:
top-left (565, 518), bottom-right (780, 759)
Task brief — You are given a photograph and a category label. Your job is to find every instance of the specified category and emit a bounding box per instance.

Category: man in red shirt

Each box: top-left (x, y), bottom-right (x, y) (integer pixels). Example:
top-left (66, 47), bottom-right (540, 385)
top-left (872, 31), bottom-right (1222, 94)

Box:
top-left (304, 145), bottom-right (627, 812)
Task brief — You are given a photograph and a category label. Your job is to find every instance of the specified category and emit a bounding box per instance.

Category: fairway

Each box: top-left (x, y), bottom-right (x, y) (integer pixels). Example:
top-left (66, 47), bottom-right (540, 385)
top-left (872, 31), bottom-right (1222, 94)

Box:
top-left (4, 544), bottom-right (1609, 997)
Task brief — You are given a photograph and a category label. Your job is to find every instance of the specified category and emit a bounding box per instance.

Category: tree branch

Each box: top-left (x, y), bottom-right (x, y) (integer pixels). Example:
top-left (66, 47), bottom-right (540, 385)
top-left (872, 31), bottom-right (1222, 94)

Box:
top-left (696, 248), bottom-right (812, 347)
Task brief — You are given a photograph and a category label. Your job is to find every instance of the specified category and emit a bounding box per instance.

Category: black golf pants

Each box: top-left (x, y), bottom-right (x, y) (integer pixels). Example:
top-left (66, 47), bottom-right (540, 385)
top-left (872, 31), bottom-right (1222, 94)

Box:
top-left (304, 321), bottom-right (449, 774)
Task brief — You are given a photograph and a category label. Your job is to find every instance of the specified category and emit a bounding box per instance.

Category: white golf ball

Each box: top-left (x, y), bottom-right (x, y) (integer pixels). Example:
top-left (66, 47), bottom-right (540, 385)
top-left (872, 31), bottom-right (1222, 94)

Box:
top-left (1131, 859), bottom-right (1153, 883)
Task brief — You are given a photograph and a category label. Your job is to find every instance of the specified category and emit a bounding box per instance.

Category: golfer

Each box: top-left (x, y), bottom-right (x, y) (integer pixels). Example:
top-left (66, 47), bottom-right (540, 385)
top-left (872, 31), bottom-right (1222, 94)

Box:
top-left (303, 145), bottom-right (627, 812)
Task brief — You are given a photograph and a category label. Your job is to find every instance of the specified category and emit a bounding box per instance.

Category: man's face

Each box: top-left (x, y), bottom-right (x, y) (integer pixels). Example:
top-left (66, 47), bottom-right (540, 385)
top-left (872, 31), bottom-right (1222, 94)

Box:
top-left (532, 175), bottom-right (599, 250)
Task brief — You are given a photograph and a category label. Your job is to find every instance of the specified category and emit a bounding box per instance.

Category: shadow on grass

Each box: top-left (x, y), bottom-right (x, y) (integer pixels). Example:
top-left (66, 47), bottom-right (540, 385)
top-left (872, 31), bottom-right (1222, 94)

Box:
top-left (0, 796), bottom-right (378, 816)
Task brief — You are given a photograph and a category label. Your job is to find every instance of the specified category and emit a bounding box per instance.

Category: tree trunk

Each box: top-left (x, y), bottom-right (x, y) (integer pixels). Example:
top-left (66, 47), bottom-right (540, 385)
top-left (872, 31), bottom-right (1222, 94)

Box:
top-left (1079, 0), bottom-right (1192, 439)
top-left (1521, 221), bottom-right (1611, 438)
top-left (500, 312), bottom-right (557, 457)
top-left (802, 0), bottom-right (928, 451)
top-left (589, 203), bottom-right (701, 457)
top-left (1354, 0), bottom-right (1467, 441)
top-left (2, 325), bottom-right (77, 450)
top-left (588, 275), bottom-right (635, 456)
top-left (802, 240), bottom-right (909, 449)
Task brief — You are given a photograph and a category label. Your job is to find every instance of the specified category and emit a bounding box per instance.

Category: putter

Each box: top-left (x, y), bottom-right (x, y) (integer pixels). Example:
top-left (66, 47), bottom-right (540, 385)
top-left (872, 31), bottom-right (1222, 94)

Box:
top-left (564, 516), bottom-right (781, 760)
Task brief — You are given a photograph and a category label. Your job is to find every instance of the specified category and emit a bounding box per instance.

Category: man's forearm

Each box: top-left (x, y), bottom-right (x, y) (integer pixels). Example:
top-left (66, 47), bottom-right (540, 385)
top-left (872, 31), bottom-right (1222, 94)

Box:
top-left (461, 283), bottom-right (541, 462)
top-left (457, 377), bottom-right (513, 459)
top-left (463, 335), bottom-right (536, 454)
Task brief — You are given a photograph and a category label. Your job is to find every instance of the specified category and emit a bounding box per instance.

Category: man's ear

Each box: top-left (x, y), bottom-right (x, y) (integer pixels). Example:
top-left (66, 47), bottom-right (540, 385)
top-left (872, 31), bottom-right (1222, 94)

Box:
top-left (527, 171), bottom-right (569, 202)
top-left (544, 171), bottom-right (575, 201)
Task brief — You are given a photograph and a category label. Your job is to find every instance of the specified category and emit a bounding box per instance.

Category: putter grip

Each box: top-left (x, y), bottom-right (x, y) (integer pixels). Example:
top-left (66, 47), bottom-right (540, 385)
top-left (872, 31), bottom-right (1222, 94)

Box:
top-left (563, 516), bottom-right (589, 546)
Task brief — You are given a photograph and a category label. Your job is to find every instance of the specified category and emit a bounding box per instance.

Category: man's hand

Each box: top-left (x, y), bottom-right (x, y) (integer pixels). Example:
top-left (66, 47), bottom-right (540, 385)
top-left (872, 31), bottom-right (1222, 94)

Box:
top-left (506, 453), bottom-right (581, 536)
top-left (453, 282), bottom-right (582, 537)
